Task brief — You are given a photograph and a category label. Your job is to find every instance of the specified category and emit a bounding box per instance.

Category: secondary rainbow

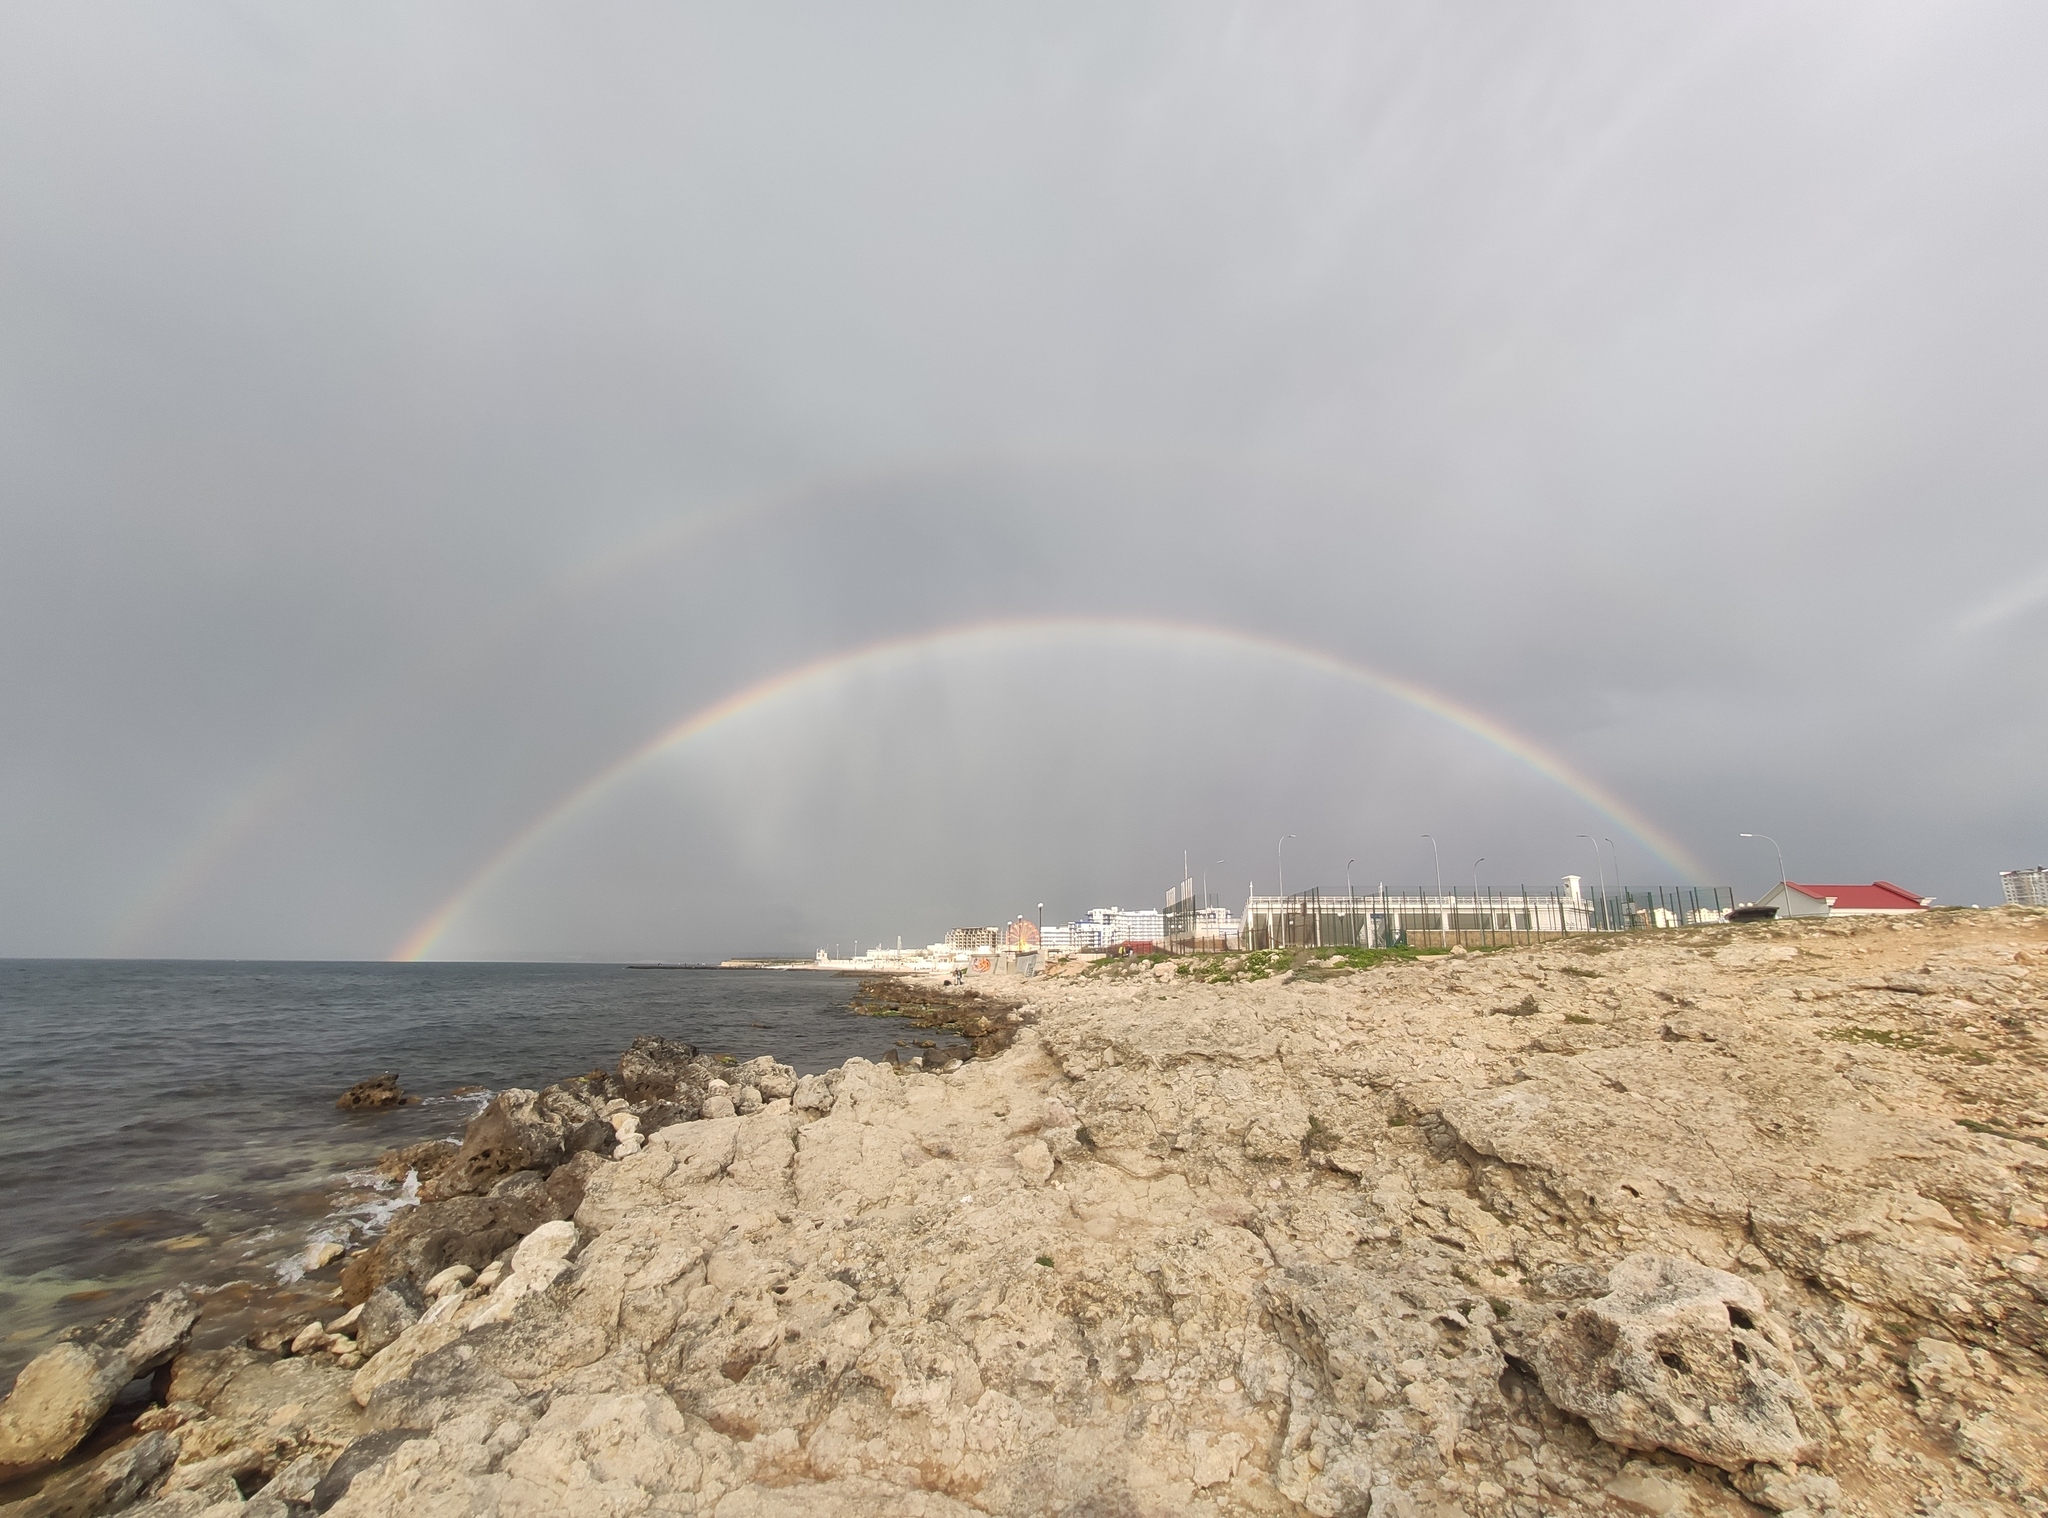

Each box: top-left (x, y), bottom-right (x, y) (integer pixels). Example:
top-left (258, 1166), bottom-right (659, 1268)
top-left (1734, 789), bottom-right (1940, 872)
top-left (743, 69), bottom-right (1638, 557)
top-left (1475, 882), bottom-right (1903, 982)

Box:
top-left (393, 617), bottom-right (1704, 961)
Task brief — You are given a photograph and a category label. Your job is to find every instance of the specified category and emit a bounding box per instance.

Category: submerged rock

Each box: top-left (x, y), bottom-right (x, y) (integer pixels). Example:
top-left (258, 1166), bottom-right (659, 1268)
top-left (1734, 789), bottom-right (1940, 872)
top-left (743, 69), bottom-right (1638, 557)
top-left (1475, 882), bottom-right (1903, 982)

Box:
top-left (335, 1074), bottom-right (411, 1111)
top-left (0, 1289), bottom-right (198, 1475)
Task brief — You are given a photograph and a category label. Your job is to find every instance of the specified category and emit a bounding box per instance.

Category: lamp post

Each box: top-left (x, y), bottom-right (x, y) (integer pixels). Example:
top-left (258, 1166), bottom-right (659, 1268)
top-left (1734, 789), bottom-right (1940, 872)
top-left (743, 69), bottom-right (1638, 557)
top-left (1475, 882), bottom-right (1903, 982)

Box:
top-left (1278, 835), bottom-right (1295, 898)
top-left (1602, 838), bottom-right (1623, 927)
top-left (1577, 835), bottom-right (1608, 931)
top-left (1036, 902), bottom-right (1043, 949)
top-left (1739, 833), bottom-right (1786, 898)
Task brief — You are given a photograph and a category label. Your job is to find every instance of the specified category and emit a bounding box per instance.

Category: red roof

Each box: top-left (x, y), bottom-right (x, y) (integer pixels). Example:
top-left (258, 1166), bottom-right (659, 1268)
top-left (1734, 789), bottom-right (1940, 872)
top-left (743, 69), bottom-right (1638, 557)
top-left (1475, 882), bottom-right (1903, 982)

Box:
top-left (1786, 881), bottom-right (1928, 911)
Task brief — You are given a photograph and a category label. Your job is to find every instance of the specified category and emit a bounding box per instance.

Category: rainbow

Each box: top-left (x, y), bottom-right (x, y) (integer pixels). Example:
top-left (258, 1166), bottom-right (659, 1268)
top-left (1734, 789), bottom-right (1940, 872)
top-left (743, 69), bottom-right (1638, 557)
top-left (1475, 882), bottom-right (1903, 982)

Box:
top-left (393, 616), bottom-right (1705, 961)
top-left (107, 448), bottom-right (1377, 955)
top-left (101, 456), bottom-right (975, 955)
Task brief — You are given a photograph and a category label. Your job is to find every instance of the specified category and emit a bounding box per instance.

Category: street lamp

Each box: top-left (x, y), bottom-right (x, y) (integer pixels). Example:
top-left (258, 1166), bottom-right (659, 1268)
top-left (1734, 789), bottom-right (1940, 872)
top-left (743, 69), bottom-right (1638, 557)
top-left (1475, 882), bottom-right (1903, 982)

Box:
top-left (1472, 857), bottom-right (1485, 900)
top-left (1739, 834), bottom-right (1786, 896)
top-left (1421, 835), bottom-right (1443, 899)
top-left (1577, 835), bottom-right (1608, 931)
top-left (1278, 835), bottom-right (1295, 898)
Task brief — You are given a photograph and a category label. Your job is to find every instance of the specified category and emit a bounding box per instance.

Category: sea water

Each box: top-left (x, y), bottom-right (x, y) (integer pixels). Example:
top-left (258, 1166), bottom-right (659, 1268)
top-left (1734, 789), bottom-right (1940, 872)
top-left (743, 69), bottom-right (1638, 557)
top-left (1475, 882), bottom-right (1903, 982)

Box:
top-left (0, 960), bottom-right (894, 1385)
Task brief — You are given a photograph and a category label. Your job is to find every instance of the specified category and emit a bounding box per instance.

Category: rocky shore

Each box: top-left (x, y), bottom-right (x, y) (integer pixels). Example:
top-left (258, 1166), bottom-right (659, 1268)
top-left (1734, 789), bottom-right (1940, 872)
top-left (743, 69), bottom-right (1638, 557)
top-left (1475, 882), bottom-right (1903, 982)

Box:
top-left (3, 909), bottom-right (2045, 1517)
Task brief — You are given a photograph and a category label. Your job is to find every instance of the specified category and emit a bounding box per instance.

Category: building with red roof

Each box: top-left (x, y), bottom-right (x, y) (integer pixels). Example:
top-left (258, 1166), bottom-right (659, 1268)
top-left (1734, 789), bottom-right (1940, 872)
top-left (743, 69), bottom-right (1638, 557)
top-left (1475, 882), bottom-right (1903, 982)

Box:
top-left (1755, 880), bottom-right (1932, 918)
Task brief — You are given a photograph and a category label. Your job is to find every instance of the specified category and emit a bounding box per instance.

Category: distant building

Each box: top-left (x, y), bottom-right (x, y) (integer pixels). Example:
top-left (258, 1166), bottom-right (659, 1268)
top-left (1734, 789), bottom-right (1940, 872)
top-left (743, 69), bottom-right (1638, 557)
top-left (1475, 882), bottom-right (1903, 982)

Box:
top-left (946, 926), bottom-right (998, 950)
top-left (1243, 881), bottom-right (1594, 950)
top-left (2003, 868), bottom-right (2048, 907)
top-left (1039, 907), bottom-right (1169, 952)
top-left (1164, 878), bottom-right (1240, 949)
top-left (1754, 881), bottom-right (1931, 918)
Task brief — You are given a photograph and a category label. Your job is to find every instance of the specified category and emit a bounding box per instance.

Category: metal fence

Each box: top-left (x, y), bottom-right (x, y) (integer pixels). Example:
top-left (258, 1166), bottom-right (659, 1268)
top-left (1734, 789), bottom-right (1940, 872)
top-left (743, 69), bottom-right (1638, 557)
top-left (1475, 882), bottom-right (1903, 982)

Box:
top-left (1239, 885), bottom-right (1737, 952)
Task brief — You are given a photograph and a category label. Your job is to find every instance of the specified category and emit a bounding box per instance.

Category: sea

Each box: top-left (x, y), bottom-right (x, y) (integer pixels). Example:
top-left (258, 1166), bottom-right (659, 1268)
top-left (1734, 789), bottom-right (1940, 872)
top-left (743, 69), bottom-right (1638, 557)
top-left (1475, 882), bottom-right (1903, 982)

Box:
top-left (0, 960), bottom-right (904, 1388)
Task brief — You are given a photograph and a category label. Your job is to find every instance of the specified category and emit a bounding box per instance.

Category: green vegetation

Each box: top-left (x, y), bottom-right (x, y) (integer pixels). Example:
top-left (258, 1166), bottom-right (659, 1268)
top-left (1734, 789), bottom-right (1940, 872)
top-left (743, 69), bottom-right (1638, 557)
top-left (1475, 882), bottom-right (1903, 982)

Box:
top-left (1036, 1255), bottom-right (1055, 1267)
top-left (1826, 1026), bottom-right (1995, 1065)
top-left (1826, 1026), bottom-right (1925, 1049)
top-left (1956, 1119), bottom-right (2048, 1151)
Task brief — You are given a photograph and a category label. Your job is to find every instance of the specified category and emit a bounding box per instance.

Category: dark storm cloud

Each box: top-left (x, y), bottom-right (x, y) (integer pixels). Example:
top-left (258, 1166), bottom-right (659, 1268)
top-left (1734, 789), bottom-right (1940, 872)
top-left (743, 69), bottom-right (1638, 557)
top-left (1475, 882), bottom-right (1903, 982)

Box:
top-left (3, 2), bottom-right (2044, 958)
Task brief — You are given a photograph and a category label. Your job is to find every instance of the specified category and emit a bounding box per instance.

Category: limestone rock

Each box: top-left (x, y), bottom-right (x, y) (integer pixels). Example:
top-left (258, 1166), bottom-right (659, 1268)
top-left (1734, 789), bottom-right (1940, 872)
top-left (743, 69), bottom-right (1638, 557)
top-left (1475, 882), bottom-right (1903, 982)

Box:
top-left (0, 1428), bottom-right (179, 1517)
top-left (354, 1280), bottom-right (425, 1358)
top-left (1514, 1252), bottom-right (1828, 1471)
top-left (95, 912), bottom-right (2048, 1517)
top-left (424, 1086), bottom-right (609, 1200)
top-left (335, 1074), bottom-right (410, 1111)
top-left (0, 1289), bottom-right (198, 1474)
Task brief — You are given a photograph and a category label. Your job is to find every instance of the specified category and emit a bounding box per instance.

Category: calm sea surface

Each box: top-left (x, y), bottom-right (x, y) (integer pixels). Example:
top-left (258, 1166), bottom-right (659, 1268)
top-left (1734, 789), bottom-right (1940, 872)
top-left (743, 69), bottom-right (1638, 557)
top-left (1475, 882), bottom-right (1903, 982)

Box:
top-left (0, 961), bottom-right (897, 1385)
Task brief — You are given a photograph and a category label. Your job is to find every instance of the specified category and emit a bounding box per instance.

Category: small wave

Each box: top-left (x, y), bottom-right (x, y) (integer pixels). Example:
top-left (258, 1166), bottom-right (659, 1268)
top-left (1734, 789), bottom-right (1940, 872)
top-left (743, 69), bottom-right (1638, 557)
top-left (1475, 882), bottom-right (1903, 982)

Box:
top-left (271, 1168), bottom-right (421, 1283)
top-left (421, 1089), bottom-right (493, 1122)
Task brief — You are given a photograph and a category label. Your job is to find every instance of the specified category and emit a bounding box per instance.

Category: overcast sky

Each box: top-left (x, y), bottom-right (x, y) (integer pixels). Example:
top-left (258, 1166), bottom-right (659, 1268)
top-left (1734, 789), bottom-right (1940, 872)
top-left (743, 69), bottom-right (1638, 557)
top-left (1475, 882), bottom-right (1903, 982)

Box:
top-left (3, 2), bottom-right (2044, 960)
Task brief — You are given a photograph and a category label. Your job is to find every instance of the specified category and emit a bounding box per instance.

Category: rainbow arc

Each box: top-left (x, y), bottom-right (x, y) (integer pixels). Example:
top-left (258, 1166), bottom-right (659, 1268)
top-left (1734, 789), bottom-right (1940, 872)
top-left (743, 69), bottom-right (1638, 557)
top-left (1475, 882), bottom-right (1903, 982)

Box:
top-left (393, 616), bottom-right (1703, 961)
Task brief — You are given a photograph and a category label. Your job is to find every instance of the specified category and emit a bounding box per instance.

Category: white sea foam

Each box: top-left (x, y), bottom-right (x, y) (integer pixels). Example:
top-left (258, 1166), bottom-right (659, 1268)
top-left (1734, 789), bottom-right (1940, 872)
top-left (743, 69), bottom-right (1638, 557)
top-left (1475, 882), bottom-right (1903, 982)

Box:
top-left (273, 1166), bottom-right (424, 1283)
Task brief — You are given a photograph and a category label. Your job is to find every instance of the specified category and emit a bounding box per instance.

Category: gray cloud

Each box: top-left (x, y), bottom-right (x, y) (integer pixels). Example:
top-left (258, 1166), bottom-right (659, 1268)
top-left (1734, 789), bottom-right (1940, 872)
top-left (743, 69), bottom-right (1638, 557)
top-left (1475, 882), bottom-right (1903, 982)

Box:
top-left (3, 2), bottom-right (2044, 958)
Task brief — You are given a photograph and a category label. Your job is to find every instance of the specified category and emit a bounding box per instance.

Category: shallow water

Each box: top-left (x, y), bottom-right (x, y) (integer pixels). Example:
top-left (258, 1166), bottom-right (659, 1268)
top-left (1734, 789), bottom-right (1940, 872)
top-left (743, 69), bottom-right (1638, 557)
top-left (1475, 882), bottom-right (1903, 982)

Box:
top-left (0, 960), bottom-right (894, 1385)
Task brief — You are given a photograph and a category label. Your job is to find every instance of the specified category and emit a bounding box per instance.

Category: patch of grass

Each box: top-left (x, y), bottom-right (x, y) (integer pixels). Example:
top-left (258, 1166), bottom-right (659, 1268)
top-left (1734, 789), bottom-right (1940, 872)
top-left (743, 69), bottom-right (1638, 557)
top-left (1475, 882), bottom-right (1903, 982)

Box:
top-left (1036, 1255), bottom-right (1055, 1267)
top-left (1559, 965), bottom-right (1601, 978)
top-left (1957, 1118), bottom-right (2048, 1150)
top-left (1387, 1114), bottom-right (1410, 1128)
top-left (1826, 1026), bottom-right (1996, 1065)
top-left (1826, 1026), bottom-right (1926, 1049)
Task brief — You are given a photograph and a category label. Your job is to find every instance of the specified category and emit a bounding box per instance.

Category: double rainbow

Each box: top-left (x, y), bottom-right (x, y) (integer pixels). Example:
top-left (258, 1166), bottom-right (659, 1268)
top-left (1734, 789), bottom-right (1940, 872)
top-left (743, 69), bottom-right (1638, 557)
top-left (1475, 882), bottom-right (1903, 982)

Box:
top-left (393, 615), bottom-right (1703, 961)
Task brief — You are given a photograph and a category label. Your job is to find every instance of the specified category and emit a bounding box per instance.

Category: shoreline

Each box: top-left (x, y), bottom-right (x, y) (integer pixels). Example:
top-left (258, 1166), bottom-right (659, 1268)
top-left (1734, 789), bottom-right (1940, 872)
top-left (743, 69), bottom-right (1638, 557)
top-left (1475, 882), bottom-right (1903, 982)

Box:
top-left (4, 911), bottom-right (2044, 1516)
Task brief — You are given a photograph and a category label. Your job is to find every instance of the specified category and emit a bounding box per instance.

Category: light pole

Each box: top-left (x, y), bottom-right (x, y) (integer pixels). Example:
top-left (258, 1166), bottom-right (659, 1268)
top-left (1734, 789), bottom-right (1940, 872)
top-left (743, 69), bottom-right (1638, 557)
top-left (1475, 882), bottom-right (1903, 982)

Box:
top-left (1739, 834), bottom-right (1786, 898)
top-left (1278, 835), bottom-right (1295, 898)
top-left (1472, 857), bottom-right (1485, 901)
top-left (1603, 838), bottom-right (1624, 926)
top-left (1421, 835), bottom-right (1443, 899)
top-left (1037, 902), bottom-right (1043, 948)
top-left (1577, 835), bottom-right (1608, 931)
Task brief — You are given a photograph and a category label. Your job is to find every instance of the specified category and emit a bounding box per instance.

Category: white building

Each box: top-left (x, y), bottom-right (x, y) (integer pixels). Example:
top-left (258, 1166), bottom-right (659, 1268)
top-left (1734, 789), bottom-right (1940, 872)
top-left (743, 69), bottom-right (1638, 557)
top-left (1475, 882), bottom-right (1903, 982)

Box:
top-left (2002, 868), bottom-right (2048, 907)
top-left (1754, 881), bottom-right (1930, 918)
top-left (1041, 907), bottom-right (1169, 952)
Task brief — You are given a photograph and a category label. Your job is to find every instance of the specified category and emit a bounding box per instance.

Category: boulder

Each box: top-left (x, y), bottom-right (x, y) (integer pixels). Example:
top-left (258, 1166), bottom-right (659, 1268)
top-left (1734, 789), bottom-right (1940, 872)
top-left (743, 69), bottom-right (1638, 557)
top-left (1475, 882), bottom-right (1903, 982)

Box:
top-left (0, 1428), bottom-right (179, 1517)
top-left (335, 1074), bottom-right (410, 1111)
top-left (424, 1086), bottom-right (610, 1200)
top-left (616, 1036), bottom-right (715, 1109)
top-left (354, 1281), bottom-right (426, 1358)
top-left (311, 1428), bottom-right (431, 1511)
top-left (732, 1055), bottom-right (796, 1101)
top-left (374, 1138), bottom-right (458, 1184)
top-left (0, 1289), bottom-right (198, 1474)
top-left (340, 1151), bottom-right (604, 1303)
top-left (1513, 1253), bottom-right (1828, 1471)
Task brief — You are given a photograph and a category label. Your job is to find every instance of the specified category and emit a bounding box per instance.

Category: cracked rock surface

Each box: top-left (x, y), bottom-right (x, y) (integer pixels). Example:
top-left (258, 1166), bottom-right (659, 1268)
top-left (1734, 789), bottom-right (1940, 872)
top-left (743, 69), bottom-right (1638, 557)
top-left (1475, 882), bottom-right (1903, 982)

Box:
top-left (7, 907), bottom-right (2045, 1517)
